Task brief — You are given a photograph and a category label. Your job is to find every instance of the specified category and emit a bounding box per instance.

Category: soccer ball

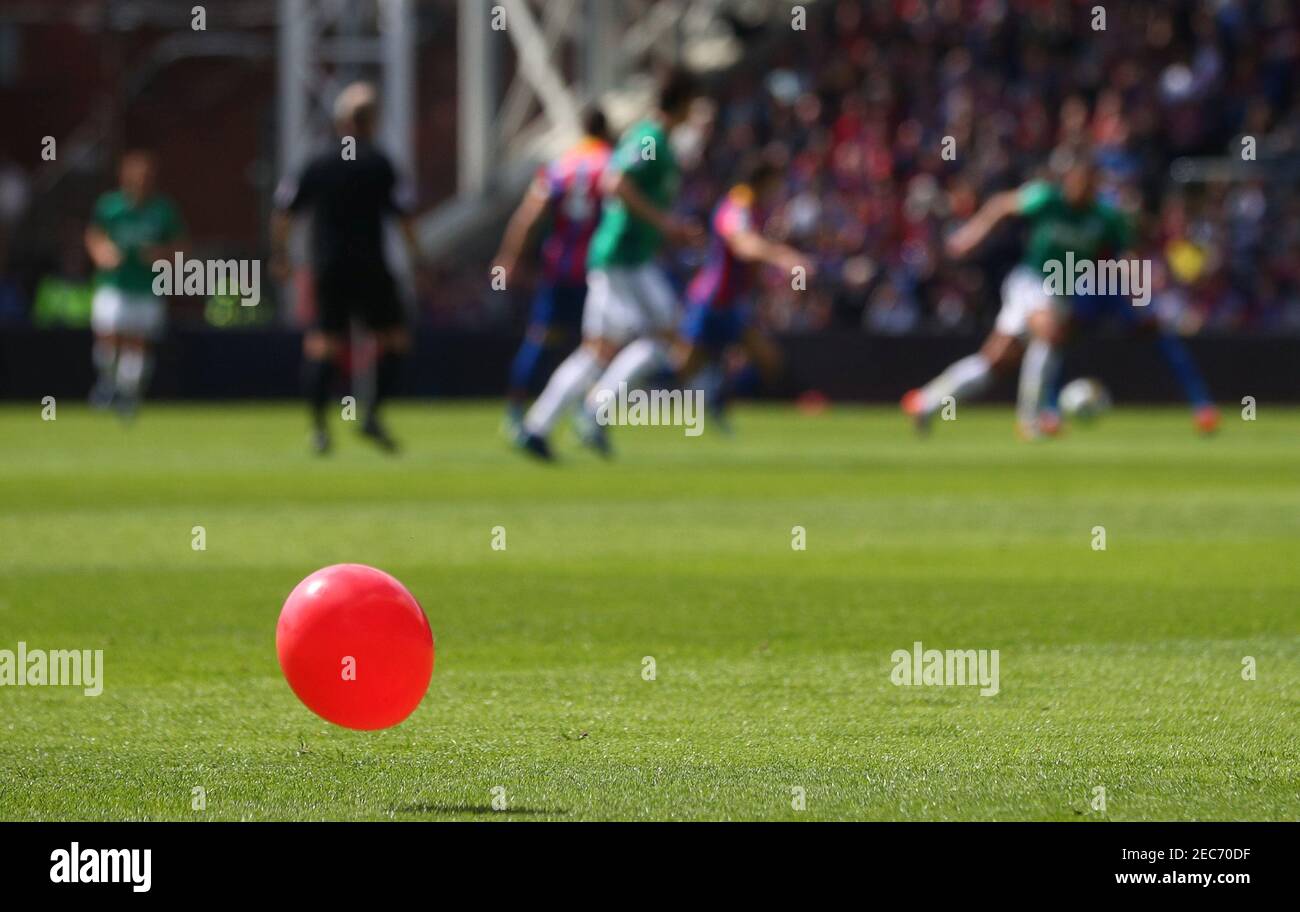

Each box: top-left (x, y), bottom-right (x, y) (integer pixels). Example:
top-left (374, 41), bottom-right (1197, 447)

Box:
top-left (1058, 378), bottom-right (1112, 423)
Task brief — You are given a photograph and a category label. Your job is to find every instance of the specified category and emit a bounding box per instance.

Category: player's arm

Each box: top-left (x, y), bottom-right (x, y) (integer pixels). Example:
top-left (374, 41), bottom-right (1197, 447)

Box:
top-left (398, 215), bottom-right (423, 267)
top-left (492, 178), bottom-right (551, 284)
top-left (945, 189), bottom-right (1022, 259)
top-left (397, 213), bottom-right (432, 300)
top-left (269, 162), bottom-right (320, 280)
top-left (384, 164), bottom-right (427, 282)
top-left (269, 181), bottom-right (301, 280)
top-left (726, 227), bottom-right (814, 276)
top-left (603, 170), bottom-right (700, 246)
top-left (84, 225), bottom-right (122, 270)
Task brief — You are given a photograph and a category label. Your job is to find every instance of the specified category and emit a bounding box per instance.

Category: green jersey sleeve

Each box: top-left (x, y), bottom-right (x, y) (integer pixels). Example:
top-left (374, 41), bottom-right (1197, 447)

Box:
top-left (611, 123), bottom-right (663, 179)
top-left (1017, 181), bottom-right (1056, 217)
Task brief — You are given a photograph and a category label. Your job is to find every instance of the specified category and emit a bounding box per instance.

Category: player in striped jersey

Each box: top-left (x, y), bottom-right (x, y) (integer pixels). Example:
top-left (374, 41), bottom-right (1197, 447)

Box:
top-left (517, 70), bottom-right (704, 460)
top-left (493, 108), bottom-right (612, 436)
top-left (674, 159), bottom-right (813, 424)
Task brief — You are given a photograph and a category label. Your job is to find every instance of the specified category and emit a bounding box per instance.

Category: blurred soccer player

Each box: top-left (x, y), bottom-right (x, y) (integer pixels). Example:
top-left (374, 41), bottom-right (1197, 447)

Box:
top-left (673, 158), bottom-right (814, 426)
top-left (84, 151), bottom-right (185, 418)
top-left (517, 70), bottom-right (704, 460)
top-left (906, 155), bottom-right (1114, 438)
top-left (492, 108), bottom-right (612, 437)
top-left (905, 153), bottom-right (1217, 437)
top-left (271, 82), bottom-right (422, 454)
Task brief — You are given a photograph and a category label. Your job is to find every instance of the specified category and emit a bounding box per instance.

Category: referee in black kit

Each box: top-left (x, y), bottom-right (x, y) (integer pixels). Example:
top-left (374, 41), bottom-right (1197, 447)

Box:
top-left (272, 81), bottom-right (423, 454)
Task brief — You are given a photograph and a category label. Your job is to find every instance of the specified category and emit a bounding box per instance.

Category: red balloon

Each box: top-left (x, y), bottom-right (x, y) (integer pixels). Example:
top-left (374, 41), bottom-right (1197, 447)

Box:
top-left (277, 564), bottom-right (434, 730)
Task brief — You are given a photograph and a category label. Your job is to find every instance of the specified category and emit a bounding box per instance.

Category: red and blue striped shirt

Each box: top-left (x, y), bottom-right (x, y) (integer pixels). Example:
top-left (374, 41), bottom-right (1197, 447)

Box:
top-left (538, 138), bottom-right (611, 286)
top-left (686, 185), bottom-right (758, 311)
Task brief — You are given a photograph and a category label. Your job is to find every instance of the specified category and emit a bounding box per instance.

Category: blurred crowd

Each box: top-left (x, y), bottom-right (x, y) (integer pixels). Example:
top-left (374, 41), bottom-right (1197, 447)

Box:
top-left (663, 0), bottom-right (1300, 336)
top-left (4, 0), bottom-right (1299, 337)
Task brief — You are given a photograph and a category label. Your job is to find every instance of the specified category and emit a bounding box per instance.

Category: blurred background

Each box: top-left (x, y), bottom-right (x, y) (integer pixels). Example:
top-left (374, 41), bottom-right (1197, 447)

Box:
top-left (0, 0), bottom-right (1297, 401)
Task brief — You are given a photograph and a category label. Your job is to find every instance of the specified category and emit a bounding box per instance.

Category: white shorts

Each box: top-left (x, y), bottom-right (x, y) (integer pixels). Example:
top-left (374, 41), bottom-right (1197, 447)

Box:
top-left (91, 287), bottom-right (165, 340)
top-left (582, 265), bottom-right (678, 345)
top-left (994, 265), bottom-right (1066, 338)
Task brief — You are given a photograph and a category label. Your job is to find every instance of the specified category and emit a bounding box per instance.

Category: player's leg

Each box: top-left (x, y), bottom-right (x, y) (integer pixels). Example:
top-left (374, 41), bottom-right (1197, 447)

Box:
top-left (903, 332), bottom-right (1020, 432)
top-left (673, 339), bottom-right (713, 389)
top-left (112, 336), bottom-right (149, 419)
top-left (362, 326), bottom-right (409, 453)
top-left (1094, 292), bottom-right (1218, 433)
top-left (302, 328), bottom-right (342, 453)
top-left (740, 324), bottom-right (782, 385)
top-left (107, 292), bottom-right (164, 419)
top-left (579, 266), bottom-right (680, 454)
top-left (90, 334), bottom-right (119, 408)
top-left (518, 339), bottom-right (611, 459)
top-left (903, 268), bottom-right (1042, 430)
top-left (301, 269), bottom-right (349, 452)
top-left (584, 266), bottom-right (680, 409)
top-left (713, 326), bottom-right (780, 422)
top-left (358, 271), bottom-right (409, 453)
top-left (506, 283), bottom-right (584, 433)
top-left (89, 288), bottom-right (122, 407)
top-left (506, 285), bottom-right (557, 424)
top-left (507, 326), bottom-right (549, 417)
top-left (674, 302), bottom-right (727, 382)
top-left (1016, 306), bottom-right (1068, 438)
top-left (587, 333), bottom-right (672, 403)
top-left (680, 305), bottom-right (762, 430)
top-left (1133, 316), bottom-right (1219, 434)
top-left (518, 272), bottom-right (621, 458)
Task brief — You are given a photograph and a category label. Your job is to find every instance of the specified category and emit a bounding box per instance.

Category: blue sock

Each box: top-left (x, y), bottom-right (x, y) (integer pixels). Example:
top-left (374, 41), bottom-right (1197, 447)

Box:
top-left (1044, 377), bottom-right (1061, 412)
top-left (1044, 355), bottom-right (1063, 412)
top-left (729, 363), bottom-right (761, 398)
top-left (1155, 333), bottom-right (1211, 409)
top-left (694, 364), bottom-right (724, 411)
top-left (712, 362), bottom-right (761, 411)
top-left (509, 335), bottom-right (548, 395)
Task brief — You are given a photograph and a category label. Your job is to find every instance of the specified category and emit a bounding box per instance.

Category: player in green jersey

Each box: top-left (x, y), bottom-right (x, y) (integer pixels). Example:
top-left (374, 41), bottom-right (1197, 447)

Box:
top-left (84, 151), bottom-right (186, 418)
top-left (904, 149), bottom-right (1218, 437)
top-left (519, 70), bottom-right (703, 460)
top-left (905, 153), bottom-right (1124, 437)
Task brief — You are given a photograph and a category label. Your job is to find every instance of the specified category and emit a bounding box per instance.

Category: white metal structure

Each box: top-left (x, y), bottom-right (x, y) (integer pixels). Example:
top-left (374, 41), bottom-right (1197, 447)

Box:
top-left (455, 0), bottom-right (754, 197)
top-left (276, 0), bottom-right (417, 182)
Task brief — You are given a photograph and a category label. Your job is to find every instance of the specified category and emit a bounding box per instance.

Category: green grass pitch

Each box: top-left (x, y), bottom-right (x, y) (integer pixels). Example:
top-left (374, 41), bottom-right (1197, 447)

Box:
top-left (1, 402), bottom-right (1296, 821)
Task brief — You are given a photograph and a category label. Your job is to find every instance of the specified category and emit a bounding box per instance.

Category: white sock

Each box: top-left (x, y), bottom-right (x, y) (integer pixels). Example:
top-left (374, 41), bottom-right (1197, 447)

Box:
top-left (921, 353), bottom-right (992, 413)
top-left (115, 348), bottom-right (152, 399)
top-left (524, 347), bottom-right (603, 436)
top-left (1017, 339), bottom-right (1061, 425)
top-left (585, 338), bottom-right (669, 411)
top-left (93, 339), bottom-right (118, 386)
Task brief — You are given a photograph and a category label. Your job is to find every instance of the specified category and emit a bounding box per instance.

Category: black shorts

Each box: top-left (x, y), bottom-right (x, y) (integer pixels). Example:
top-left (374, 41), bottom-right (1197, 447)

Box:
top-left (314, 266), bottom-right (405, 334)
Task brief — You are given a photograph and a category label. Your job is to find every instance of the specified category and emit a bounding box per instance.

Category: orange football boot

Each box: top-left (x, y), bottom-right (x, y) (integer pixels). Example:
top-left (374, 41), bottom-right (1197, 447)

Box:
top-left (1194, 404), bottom-right (1220, 435)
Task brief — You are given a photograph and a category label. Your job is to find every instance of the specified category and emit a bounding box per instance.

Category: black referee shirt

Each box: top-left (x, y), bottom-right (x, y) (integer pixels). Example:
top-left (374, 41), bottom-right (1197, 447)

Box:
top-left (275, 142), bottom-right (414, 275)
